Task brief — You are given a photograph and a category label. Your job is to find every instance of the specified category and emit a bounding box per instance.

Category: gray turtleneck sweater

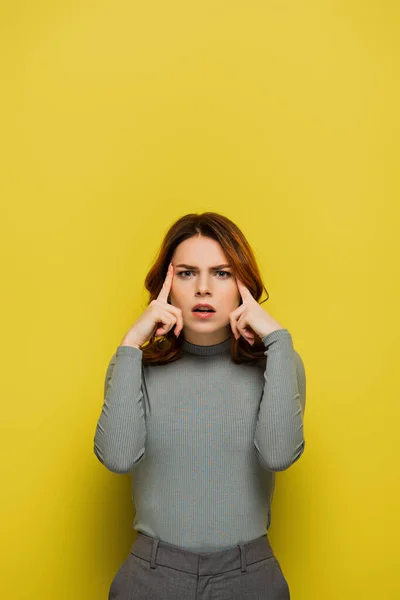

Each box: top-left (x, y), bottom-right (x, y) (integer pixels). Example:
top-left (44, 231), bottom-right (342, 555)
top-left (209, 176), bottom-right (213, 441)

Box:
top-left (94, 328), bottom-right (306, 552)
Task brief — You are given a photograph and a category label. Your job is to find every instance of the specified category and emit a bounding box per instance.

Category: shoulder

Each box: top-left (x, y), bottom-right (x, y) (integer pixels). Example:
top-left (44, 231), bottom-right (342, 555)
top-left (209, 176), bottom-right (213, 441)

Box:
top-left (293, 350), bottom-right (306, 382)
top-left (293, 349), bottom-right (305, 373)
top-left (293, 350), bottom-right (306, 413)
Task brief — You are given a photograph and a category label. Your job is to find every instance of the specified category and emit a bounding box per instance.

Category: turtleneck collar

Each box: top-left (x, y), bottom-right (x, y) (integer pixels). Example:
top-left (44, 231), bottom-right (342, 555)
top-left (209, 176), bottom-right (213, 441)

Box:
top-left (182, 336), bottom-right (232, 356)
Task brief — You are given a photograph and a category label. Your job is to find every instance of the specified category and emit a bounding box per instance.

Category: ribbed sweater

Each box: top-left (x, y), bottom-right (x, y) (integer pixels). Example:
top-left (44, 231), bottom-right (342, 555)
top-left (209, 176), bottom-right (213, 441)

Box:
top-left (94, 328), bottom-right (306, 552)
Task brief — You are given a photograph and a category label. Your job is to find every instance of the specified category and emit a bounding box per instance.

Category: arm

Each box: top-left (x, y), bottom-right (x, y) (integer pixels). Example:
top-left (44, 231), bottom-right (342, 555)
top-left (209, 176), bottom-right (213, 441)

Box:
top-left (253, 328), bottom-right (306, 472)
top-left (93, 345), bottom-right (147, 474)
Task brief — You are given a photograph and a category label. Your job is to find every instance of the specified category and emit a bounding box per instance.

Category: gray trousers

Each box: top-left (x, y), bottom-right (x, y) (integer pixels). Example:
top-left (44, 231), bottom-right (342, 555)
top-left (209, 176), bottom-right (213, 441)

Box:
top-left (108, 532), bottom-right (290, 599)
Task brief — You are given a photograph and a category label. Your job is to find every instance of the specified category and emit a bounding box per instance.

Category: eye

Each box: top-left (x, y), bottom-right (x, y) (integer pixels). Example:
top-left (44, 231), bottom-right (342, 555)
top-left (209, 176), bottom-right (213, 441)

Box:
top-left (216, 271), bottom-right (231, 278)
top-left (177, 270), bottom-right (231, 278)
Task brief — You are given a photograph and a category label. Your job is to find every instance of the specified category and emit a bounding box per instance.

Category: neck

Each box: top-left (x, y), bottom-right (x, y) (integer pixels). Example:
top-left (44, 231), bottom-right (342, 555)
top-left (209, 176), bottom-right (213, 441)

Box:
top-left (182, 336), bottom-right (232, 356)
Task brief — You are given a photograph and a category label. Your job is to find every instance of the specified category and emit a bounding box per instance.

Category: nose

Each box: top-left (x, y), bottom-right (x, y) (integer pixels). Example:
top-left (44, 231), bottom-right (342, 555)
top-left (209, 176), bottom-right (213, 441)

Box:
top-left (195, 289), bottom-right (211, 297)
top-left (195, 275), bottom-right (212, 296)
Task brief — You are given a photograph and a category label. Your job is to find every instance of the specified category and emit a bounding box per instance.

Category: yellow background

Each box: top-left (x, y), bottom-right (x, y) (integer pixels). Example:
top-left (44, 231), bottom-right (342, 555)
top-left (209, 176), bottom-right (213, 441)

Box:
top-left (1, 1), bottom-right (399, 598)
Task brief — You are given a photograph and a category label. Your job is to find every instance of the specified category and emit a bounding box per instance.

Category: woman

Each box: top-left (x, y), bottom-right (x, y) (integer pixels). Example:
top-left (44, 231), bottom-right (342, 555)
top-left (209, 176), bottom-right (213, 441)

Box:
top-left (94, 212), bottom-right (306, 599)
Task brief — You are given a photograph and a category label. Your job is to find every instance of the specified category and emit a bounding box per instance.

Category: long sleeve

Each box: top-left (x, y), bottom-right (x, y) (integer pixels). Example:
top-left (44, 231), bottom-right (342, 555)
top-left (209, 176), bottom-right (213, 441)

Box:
top-left (93, 345), bottom-right (147, 474)
top-left (253, 328), bottom-right (306, 472)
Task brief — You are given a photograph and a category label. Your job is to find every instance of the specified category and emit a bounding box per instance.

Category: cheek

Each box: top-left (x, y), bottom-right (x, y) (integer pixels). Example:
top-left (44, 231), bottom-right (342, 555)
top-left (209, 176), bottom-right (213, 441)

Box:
top-left (169, 285), bottom-right (185, 306)
top-left (232, 283), bottom-right (241, 301)
top-left (226, 288), bottom-right (241, 310)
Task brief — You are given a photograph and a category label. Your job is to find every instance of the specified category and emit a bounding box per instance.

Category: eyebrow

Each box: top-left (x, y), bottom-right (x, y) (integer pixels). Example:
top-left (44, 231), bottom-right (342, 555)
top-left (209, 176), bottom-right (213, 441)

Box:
top-left (175, 263), bottom-right (232, 270)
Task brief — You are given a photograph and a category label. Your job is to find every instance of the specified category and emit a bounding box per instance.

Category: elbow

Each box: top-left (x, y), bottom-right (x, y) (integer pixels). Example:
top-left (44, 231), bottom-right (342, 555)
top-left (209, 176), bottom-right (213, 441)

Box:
top-left (254, 439), bottom-right (305, 472)
top-left (268, 452), bottom-right (304, 472)
top-left (94, 445), bottom-right (146, 474)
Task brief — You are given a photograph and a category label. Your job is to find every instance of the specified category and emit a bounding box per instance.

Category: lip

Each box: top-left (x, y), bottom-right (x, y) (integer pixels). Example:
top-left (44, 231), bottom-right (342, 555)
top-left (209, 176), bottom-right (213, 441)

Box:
top-left (191, 311), bottom-right (215, 319)
top-left (192, 303), bottom-right (216, 311)
top-left (191, 304), bottom-right (216, 319)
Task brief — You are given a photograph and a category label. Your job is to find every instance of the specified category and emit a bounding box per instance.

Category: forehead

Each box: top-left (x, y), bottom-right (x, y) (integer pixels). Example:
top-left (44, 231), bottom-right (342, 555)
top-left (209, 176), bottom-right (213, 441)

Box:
top-left (172, 236), bottom-right (229, 264)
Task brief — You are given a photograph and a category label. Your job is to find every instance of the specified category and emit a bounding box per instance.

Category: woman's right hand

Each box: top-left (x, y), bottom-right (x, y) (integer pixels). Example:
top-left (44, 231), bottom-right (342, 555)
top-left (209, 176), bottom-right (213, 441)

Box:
top-left (120, 263), bottom-right (183, 348)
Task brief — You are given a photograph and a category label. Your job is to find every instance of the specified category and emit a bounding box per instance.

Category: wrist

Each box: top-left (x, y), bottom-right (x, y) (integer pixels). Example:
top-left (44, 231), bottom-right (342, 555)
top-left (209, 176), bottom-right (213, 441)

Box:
top-left (120, 336), bottom-right (141, 349)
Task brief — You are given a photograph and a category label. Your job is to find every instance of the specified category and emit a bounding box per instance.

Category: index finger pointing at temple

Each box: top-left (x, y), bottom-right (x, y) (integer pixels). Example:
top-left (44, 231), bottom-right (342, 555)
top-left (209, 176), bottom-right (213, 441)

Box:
top-left (236, 277), bottom-right (253, 301)
top-left (157, 263), bottom-right (174, 303)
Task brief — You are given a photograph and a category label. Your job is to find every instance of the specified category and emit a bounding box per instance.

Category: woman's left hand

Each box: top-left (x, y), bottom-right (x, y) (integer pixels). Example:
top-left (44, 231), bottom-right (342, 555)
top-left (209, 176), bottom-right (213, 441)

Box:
top-left (229, 278), bottom-right (285, 345)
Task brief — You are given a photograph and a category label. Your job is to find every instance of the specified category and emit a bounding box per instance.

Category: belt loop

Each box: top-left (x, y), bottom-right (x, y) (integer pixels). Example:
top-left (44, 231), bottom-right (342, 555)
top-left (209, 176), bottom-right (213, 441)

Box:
top-left (237, 543), bottom-right (247, 573)
top-left (150, 539), bottom-right (160, 569)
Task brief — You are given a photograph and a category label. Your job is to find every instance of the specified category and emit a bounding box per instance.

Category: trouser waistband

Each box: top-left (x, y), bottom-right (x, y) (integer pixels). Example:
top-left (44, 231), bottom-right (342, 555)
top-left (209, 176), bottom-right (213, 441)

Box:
top-left (130, 532), bottom-right (275, 576)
